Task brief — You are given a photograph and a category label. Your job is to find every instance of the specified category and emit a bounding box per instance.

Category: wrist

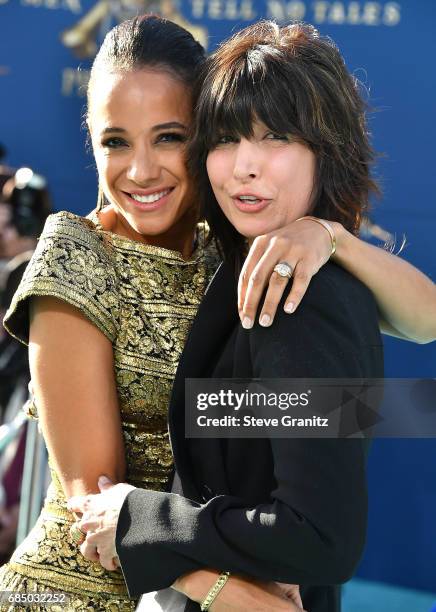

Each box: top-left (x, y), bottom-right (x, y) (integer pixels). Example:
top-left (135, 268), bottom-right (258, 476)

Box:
top-left (330, 221), bottom-right (349, 261)
top-left (295, 215), bottom-right (336, 256)
top-left (172, 569), bottom-right (220, 603)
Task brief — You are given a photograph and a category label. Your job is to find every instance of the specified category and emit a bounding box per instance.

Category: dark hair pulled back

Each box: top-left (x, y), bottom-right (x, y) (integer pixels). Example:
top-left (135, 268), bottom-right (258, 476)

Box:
top-left (87, 14), bottom-right (205, 210)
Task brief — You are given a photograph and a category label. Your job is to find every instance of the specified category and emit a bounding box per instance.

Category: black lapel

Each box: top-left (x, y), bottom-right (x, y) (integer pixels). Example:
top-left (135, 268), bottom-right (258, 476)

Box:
top-left (168, 260), bottom-right (239, 497)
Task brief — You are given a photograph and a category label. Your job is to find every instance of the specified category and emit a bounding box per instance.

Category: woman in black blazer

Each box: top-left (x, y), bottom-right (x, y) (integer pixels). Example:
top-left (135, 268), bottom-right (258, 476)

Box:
top-left (74, 21), bottom-right (384, 612)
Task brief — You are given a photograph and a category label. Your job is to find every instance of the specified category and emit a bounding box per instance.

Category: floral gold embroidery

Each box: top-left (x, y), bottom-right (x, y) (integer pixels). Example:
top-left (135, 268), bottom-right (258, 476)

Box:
top-left (0, 211), bottom-right (220, 610)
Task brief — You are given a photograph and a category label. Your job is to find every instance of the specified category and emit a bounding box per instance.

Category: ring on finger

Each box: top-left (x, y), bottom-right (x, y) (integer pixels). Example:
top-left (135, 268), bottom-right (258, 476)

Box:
top-left (70, 523), bottom-right (86, 546)
top-left (273, 261), bottom-right (293, 279)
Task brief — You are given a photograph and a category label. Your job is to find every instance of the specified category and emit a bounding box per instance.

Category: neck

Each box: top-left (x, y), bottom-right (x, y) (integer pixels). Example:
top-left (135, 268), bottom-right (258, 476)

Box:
top-left (143, 225), bottom-right (198, 259)
top-left (100, 205), bottom-right (199, 260)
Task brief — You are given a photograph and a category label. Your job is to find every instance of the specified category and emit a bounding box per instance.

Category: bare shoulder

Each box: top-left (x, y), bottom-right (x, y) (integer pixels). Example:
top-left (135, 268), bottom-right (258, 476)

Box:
top-left (87, 205), bottom-right (118, 232)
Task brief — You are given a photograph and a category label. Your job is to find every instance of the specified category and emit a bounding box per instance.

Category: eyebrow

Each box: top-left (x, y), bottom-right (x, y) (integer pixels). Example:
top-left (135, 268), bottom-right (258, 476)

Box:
top-left (100, 122), bottom-right (187, 135)
top-left (152, 122), bottom-right (187, 131)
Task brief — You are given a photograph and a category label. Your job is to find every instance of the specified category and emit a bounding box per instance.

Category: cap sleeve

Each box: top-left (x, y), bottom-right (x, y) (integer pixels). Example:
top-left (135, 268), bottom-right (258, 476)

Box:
top-left (3, 211), bottom-right (119, 345)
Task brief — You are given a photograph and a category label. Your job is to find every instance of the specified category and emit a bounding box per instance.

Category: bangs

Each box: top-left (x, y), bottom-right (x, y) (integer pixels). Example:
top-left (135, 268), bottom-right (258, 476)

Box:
top-left (190, 20), bottom-right (378, 251)
top-left (200, 47), bottom-right (309, 150)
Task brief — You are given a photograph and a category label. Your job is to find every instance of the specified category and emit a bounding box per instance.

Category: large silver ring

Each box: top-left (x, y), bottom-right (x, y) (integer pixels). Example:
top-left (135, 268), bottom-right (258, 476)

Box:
top-left (273, 262), bottom-right (293, 279)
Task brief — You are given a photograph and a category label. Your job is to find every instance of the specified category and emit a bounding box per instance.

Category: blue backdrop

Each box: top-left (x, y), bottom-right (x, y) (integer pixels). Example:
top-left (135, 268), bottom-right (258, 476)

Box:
top-left (1, 0), bottom-right (435, 593)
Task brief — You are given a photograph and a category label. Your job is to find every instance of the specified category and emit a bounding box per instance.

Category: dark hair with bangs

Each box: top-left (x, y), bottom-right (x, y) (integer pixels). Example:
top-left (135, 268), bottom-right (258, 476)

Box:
top-left (189, 20), bottom-right (380, 263)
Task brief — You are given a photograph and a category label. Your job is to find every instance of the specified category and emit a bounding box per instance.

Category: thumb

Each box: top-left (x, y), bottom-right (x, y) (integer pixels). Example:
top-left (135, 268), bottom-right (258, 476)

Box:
top-left (98, 475), bottom-right (114, 491)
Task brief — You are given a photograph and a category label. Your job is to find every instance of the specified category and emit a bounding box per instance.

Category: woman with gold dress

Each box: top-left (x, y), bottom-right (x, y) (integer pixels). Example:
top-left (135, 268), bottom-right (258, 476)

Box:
top-left (0, 15), bottom-right (434, 612)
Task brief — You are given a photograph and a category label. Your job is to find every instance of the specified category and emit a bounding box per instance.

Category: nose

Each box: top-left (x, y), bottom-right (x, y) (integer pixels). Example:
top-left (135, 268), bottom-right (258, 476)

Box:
top-left (126, 144), bottom-right (160, 185)
top-left (232, 139), bottom-right (260, 182)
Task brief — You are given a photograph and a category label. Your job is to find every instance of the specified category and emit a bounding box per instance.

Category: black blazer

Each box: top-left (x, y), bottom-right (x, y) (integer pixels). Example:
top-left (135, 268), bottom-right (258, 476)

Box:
top-left (116, 260), bottom-right (384, 612)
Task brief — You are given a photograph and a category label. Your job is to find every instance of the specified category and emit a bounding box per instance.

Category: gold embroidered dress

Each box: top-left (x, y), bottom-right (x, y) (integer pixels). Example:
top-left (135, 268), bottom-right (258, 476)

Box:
top-left (0, 211), bottom-right (219, 611)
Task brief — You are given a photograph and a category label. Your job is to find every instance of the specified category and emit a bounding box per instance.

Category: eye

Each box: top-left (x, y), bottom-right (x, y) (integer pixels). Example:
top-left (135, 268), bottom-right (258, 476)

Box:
top-left (264, 132), bottom-right (289, 141)
top-left (215, 134), bottom-right (238, 146)
top-left (156, 132), bottom-right (186, 144)
top-left (101, 137), bottom-right (127, 149)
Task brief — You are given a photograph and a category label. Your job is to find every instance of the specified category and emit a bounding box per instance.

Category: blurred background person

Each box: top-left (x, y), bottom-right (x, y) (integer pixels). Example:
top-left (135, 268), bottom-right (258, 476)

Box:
top-left (0, 142), bottom-right (15, 283)
top-left (0, 167), bottom-right (52, 413)
top-left (0, 167), bottom-right (51, 563)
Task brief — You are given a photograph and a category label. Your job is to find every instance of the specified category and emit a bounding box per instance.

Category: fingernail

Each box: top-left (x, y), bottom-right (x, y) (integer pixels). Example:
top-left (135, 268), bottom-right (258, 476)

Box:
top-left (98, 475), bottom-right (111, 486)
top-left (259, 314), bottom-right (271, 327)
top-left (284, 302), bottom-right (295, 314)
top-left (242, 316), bottom-right (253, 329)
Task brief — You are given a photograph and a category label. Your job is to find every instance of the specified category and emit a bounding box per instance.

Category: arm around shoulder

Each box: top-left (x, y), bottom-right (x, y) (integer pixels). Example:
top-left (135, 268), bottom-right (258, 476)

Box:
top-left (332, 222), bottom-right (436, 344)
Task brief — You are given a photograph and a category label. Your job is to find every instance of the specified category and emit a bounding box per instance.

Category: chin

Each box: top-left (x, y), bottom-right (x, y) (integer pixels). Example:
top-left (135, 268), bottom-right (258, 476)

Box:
top-left (134, 221), bottom-right (174, 237)
top-left (233, 221), bottom-right (272, 240)
top-left (227, 209), bottom-right (274, 237)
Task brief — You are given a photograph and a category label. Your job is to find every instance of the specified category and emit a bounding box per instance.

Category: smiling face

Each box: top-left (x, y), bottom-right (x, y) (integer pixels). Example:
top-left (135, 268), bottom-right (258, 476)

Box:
top-left (206, 121), bottom-right (316, 240)
top-left (89, 68), bottom-right (197, 248)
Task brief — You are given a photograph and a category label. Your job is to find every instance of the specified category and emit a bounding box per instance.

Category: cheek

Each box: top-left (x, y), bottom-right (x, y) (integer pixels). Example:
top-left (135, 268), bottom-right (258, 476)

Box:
top-left (165, 150), bottom-right (189, 185)
top-left (175, 153), bottom-right (189, 184)
top-left (273, 153), bottom-right (299, 182)
top-left (205, 154), bottom-right (215, 185)
top-left (98, 156), bottom-right (124, 195)
top-left (274, 151), bottom-right (315, 195)
top-left (206, 151), bottom-right (227, 192)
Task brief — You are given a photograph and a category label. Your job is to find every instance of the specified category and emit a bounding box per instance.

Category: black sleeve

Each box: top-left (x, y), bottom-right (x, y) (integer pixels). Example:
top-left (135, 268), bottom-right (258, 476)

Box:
top-left (116, 273), bottom-right (378, 596)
